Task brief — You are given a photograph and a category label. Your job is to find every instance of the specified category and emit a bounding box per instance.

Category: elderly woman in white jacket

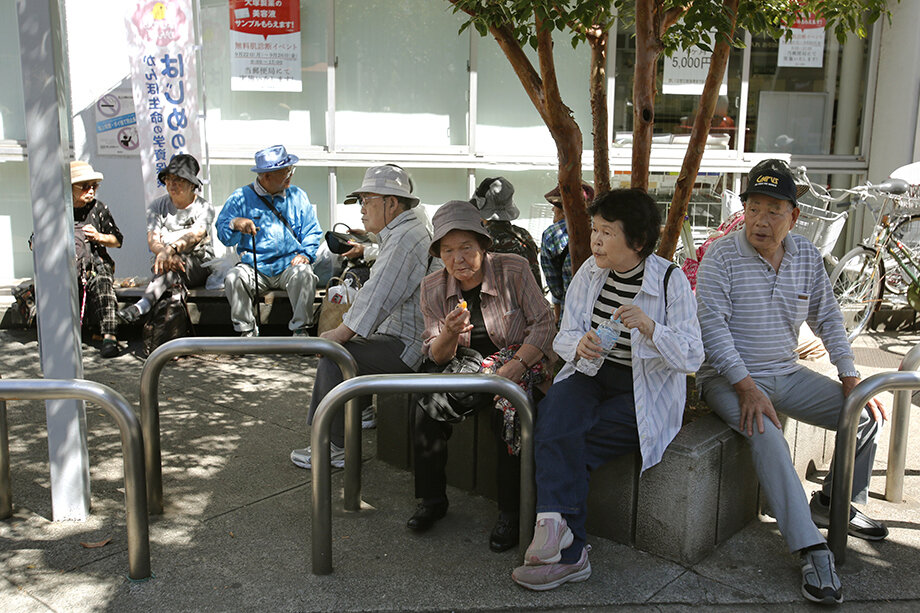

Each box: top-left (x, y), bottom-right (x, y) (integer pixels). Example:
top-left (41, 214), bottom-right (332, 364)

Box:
top-left (512, 188), bottom-right (704, 591)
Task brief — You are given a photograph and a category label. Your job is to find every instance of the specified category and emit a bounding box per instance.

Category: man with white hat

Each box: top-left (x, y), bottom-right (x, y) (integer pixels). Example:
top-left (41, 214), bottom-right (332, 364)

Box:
top-left (293, 164), bottom-right (434, 469)
top-left (216, 145), bottom-right (323, 336)
top-left (69, 160), bottom-right (124, 358)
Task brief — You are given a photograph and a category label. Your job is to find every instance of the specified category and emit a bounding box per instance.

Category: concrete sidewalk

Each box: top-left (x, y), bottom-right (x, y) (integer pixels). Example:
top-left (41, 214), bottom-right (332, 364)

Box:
top-left (2, 328), bottom-right (920, 611)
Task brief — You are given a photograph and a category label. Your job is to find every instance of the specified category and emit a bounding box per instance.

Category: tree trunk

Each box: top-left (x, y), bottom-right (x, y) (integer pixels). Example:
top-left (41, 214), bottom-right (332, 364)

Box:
top-left (589, 28), bottom-right (610, 195)
top-left (631, 0), bottom-right (660, 192)
top-left (657, 0), bottom-right (739, 261)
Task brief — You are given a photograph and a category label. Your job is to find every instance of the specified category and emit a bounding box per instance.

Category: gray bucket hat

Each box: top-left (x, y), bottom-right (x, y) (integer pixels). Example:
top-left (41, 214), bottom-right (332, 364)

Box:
top-left (471, 176), bottom-right (518, 221)
top-left (344, 164), bottom-right (420, 207)
top-left (429, 200), bottom-right (493, 257)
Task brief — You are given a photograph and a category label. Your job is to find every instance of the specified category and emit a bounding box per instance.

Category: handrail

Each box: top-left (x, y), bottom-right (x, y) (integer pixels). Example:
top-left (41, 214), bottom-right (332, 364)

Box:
top-left (0, 376), bottom-right (10, 519)
top-left (140, 336), bottom-right (358, 515)
top-left (829, 371), bottom-right (920, 563)
top-left (311, 373), bottom-right (535, 575)
top-left (0, 378), bottom-right (151, 580)
top-left (885, 343), bottom-right (920, 502)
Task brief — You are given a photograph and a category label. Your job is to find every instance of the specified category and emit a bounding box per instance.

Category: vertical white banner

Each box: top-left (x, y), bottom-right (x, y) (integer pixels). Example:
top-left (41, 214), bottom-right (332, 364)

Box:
top-left (125, 0), bottom-right (203, 207)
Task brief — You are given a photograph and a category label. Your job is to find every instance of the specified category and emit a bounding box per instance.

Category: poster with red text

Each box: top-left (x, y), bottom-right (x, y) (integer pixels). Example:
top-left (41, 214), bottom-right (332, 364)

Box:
top-left (125, 0), bottom-right (203, 207)
top-left (230, 0), bottom-right (302, 92)
top-left (778, 16), bottom-right (826, 68)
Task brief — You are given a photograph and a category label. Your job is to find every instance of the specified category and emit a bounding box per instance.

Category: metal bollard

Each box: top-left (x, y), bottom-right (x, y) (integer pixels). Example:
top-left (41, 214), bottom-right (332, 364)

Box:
top-left (0, 379), bottom-right (151, 580)
top-left (885, 342), bottom-right (920, 502)
top-left (829, 371), bottom-right (920, 564)
top-left (139, 336), bottom-right (358, 514)
top-left (311, 373), bottom-right (535, 575)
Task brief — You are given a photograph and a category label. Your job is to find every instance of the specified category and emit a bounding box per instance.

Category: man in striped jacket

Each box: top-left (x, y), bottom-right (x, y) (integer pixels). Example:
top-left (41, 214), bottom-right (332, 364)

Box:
top-left (696, 159), bottom-right (887, 606)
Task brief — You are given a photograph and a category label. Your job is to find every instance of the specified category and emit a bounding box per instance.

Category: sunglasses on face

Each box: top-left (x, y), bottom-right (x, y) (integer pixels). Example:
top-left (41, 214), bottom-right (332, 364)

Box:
top-left (74, 182), bottom-right (99, 192)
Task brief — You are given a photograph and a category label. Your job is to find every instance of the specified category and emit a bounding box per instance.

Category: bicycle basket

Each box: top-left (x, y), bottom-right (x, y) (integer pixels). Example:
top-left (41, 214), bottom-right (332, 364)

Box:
top-left (792, 202), bottom-right (848, 257)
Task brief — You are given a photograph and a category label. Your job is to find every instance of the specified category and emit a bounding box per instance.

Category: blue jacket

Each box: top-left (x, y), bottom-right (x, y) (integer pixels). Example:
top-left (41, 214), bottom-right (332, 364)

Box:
top-left (216, 183), bottom-right (323, 277)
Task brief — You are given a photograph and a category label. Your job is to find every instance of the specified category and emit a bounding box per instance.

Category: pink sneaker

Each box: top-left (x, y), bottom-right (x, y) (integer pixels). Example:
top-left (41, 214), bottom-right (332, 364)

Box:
top-left (524, 517), bottom-right (574, 565)
top-left (512, 546), bottom-right (591, 591)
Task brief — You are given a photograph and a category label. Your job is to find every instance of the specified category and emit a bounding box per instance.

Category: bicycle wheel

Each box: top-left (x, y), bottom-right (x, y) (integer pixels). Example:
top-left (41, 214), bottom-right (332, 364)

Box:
top-left (829, 246), bottom-right (884, 342)
top-left (886, 216), bottom-right (920, 294)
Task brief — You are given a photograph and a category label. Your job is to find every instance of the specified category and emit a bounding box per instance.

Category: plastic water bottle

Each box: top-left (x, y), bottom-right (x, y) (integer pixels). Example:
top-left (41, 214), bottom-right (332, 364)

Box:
top-left (576, 316), bottom-right (621, 376)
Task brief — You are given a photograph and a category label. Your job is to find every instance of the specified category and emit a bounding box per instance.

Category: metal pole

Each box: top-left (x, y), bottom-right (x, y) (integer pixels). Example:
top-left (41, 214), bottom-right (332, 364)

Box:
top-left (0, 379), bottom-right (151, 580)
top-left (311, 373), bottom-right (535, 575)
top-left (139, 336), bottom-right (358, 514)
top-left (0, 375), bottom-right (10, 520)
top-left (829, 371), bottom-right (920, 563)
top-left (18, 0), bottom-right (91, 522)
top-left (885, 342), bottom-right (920, 502)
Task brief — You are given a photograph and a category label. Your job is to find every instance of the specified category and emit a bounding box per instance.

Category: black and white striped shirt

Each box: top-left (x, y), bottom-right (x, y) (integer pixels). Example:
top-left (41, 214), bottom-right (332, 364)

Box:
top-left (591, 260), bottom-right (644, 367)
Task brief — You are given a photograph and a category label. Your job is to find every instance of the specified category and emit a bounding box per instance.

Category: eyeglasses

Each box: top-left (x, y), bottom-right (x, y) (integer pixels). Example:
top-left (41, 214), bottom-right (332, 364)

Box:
top-left (266, 166), bottom-right (295, 179)
top-left (163, 175), bottom-right (190, 186)
top-left (75, 182), bottom-right (99, 192)
top-left (358, 195), bottom-right (385, 206)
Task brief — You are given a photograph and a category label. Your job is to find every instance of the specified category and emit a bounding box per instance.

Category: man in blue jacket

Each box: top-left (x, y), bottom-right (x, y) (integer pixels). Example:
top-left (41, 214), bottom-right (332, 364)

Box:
top-left (217, 145), bottom-right (323, 336)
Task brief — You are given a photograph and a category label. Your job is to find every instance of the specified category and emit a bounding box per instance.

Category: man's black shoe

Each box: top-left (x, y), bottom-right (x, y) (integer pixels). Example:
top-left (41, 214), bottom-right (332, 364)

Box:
top-left (99, 339), bottom-right (119, 359)
top-left (489, 512), bottom-right (519, 552)
top-left (406, 501), bottom-right (448, 532)
top-left (810, 491), bottom-right (888, 541)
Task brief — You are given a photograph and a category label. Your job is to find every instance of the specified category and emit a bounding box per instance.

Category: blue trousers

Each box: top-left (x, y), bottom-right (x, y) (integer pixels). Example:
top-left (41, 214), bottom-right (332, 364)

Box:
top-left (535, 362), bottom-right (639, 563)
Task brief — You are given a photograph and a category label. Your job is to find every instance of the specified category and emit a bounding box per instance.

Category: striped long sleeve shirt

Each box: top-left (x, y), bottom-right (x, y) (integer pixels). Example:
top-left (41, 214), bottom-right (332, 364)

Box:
top-left (695, 231), bottom-right (856, 385)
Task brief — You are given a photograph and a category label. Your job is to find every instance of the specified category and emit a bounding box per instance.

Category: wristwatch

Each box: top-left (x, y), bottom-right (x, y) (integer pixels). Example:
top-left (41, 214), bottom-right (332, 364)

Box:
top-left (839, 370), bottom-right (861, 380)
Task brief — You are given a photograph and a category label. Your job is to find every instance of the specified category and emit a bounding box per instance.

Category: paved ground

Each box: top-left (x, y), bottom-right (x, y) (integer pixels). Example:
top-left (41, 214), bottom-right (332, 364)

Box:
top-left (2, 327), bottom-right (920, 611)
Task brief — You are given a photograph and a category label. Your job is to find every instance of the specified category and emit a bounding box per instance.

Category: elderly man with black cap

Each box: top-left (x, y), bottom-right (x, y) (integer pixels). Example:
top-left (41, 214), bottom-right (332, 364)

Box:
top-left (216, 145), bottom-right (323, 336)
top-left (292, 164), bottom-right (434, 470)
top-left (117, 154), bottom-right (214, 324)
top-left (696, 159), bottom-right (887, 605)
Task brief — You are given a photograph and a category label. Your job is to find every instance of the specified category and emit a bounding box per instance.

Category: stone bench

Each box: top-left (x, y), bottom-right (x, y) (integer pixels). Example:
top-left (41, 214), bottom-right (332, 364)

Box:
top-left (114, 286), bottom-right (324, 328)
top-left (374, 392), bottom-right (834, 565)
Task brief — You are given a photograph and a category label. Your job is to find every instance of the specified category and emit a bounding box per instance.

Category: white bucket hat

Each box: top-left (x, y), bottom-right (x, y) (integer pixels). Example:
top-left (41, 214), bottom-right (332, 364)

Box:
top-left (344, 164), bottom-right (419, 207)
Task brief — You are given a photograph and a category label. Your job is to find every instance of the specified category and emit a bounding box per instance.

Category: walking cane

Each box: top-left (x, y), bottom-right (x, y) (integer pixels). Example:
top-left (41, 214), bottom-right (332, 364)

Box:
top-left (251, 231), bottom-right (261, 336)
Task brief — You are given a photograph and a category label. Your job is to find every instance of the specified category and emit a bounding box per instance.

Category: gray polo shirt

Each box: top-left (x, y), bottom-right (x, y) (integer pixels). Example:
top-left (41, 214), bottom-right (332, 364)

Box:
top-left (696, 230), bottom-right (856, 385)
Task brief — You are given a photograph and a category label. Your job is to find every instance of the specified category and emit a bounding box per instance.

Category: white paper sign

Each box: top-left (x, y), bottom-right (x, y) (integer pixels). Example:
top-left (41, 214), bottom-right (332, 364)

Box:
top-left (229, 0), bottom-right (302, 92)
top-left (663, 45), bottom-right (728, 96)
top-left (778, 16), bottom-right (826, 68)
top-left (95, 90), bottom-right (139, 156)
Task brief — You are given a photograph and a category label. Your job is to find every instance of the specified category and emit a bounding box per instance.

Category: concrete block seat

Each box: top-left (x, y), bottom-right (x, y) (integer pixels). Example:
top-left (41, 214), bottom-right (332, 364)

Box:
top-left (374, 389), bottom-right (834, 566)
top-left (114, 285), bottom-right (325, 328)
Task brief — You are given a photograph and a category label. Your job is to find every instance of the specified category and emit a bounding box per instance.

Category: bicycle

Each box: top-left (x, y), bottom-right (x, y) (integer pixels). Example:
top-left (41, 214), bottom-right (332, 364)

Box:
top-left (828, 175), bottom-right (918, 342)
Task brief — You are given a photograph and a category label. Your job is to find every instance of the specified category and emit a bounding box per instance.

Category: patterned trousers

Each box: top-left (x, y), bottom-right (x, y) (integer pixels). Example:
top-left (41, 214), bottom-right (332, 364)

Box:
top-left (81, 261), bottom-right (118, 337)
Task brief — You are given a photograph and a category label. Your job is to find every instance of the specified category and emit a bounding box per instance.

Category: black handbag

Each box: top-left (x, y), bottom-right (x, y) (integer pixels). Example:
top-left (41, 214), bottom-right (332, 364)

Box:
top-left (416, 347), bottom-right (492, 422)
top-left (325, 223), bottom-right (372, 255)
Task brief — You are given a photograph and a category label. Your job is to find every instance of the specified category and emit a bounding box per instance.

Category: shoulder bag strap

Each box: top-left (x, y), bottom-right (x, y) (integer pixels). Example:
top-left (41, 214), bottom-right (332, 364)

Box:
top-left (247, 184), bottom-right (298, 241)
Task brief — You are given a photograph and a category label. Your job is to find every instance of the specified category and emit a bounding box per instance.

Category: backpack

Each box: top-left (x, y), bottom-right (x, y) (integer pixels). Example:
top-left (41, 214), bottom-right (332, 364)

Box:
top-left (142, 283), bottom-right (194, 356)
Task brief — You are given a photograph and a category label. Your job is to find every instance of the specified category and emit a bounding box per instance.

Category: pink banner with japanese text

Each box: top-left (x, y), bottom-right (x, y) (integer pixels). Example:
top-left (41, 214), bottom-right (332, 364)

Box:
top-left (125, 0), bottom-right (204, 207)
top-left (229, 0), bottom-right (302, 92)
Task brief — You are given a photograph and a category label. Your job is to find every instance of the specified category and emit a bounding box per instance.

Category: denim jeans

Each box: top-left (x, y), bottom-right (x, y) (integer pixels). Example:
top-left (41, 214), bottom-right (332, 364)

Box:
top-left (535, 361), bottom-right (639, 563)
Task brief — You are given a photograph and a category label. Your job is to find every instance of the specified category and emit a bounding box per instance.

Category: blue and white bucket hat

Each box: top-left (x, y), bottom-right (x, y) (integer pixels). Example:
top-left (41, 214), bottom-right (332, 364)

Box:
top-left (250, 144), bottom-right (299, 173)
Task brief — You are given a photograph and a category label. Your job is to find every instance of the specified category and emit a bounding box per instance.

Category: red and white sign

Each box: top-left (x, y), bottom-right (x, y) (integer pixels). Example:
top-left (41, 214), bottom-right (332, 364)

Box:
top-left (230, 0), bottom-right (302, 92)
top-left (778, 16), bottom-right (826, 68)
top-left (125, 0), bottom-right (204, 207)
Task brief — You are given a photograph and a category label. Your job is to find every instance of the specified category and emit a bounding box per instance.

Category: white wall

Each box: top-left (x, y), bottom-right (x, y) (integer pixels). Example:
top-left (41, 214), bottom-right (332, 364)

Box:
top-left (66, 0), bottom-right (151, 278)
top-left (867, 1), bottom-right (920, 182)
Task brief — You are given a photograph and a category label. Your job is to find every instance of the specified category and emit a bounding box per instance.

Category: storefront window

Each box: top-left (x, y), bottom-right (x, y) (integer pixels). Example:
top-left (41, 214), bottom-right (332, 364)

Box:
top-left (0, 1), bottom-right (26, 142)
top-left (334, 1), bottom-right (469, 150)
top-left (613, 21), bottom-right (744, 152)
top-left (200, 0), bottom-right (328, 149)
top-left (746, 32), bottom-right (868, 155)
top-left (476, 37), bottom-right (593, 155)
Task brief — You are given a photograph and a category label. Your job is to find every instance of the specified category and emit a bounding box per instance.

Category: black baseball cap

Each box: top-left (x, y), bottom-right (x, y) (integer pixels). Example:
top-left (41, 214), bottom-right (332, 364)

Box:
top-left (740, 159), bottom-right (802, 207)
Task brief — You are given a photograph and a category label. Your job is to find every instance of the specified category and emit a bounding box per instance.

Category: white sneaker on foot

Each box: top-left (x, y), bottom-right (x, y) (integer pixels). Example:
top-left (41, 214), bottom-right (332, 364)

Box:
top-left (524, 516), bottom-right (574, 565)
top-left (290, 442), bottom-right (345, 469)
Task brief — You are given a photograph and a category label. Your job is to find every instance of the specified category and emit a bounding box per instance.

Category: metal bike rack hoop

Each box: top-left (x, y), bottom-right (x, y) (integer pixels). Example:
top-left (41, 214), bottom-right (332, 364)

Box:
top-left (885, 342), bottom-right (920, 502)
top-left (829, 370), bottom-right (920, 564)
top-left (0, 378), bottom-right (151, 580)
top-left (311, 373), bottom-right (535, 575)
top-left (140, 336), bottom-right (358, 515)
